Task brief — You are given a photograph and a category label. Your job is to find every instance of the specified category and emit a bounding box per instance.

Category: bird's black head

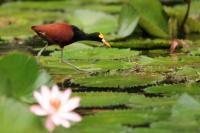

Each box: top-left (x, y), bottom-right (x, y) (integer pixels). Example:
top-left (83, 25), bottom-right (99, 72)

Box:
top-left (87, 32), bottom-right (102, 42)
top-left (71, 25), bottom-right (111, 47)
top-left (84, 32), bottom-right (111, 47)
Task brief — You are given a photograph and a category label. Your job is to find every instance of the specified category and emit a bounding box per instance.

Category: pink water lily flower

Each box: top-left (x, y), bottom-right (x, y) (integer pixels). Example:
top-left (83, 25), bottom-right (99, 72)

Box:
top-left (30, 85), bottom-right (82, 132)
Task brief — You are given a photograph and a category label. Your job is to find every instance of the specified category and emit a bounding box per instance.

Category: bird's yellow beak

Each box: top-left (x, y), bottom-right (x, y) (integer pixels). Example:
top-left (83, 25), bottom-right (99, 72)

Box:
top-left (99, 33), bottom-right (111, 48)
top-left (102, 38), bottom-right (111, 47)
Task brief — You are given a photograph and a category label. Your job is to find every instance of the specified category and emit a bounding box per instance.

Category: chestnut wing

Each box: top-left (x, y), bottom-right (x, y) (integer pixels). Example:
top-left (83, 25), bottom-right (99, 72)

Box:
top-left (33, 23), bottom-right (74, 47)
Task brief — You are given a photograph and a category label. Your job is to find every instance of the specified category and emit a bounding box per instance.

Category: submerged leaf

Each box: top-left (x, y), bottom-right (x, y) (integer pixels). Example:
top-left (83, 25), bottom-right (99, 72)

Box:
top-left (68, 10), bottom-right (117, 34)
top-left (117, 4), bottom-right (140, 38)
top-left (130, 0), bottom-right (169, 38)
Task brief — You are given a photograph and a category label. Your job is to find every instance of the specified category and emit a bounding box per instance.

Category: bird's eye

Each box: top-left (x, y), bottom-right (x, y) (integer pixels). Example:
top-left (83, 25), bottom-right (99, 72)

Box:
top-left (98, 33), bottom-right (104, 39)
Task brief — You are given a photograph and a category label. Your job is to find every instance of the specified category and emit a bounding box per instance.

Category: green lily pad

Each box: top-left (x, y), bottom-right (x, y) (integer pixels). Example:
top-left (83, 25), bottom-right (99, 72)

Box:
top-left (41, 56), bottom-right (134, 75)
top-left (84, 108), bottom-right (169, 125)
top-left (56, 123), bottom-right (130, 133)
top-left (145, 83), bottom-right (200, 96)
top-left (128, 94), bottom-right (176, 109)
top-left (0, 1), bottom-right (78, 11)
top-left (58, 109), bottom-right (169, 133)
top-left (110, 39), bottom-right (170, 49)
top-left (174, 66), bottom-right (200, 81)
top-left (72, 72), bottom-right (164, 88)
top-left (1, 1), bottom-right (121, 14)
top-left (0, 52), bottom-right (52, 100)
top-left (74, 92), bottom-right (130, 107)
top-left (0, 97), bottom-right (46, 133)
top-left (171, 94), bottom-right (200, 118)
top-left (0, 10), bottom-right (64, 38)
top-left (51, 43), bottom-right (139, 60)
top-left (132, 94), bottom-right (200, 133)
top-left (189, 47), bottom-right (200, 56)
top-left (138, 55), bottom-right (200, 73)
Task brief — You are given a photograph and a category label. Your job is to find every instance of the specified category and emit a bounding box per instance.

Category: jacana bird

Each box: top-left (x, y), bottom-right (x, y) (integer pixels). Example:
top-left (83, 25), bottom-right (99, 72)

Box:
top-left (31, 23), bottom-right (111, 71)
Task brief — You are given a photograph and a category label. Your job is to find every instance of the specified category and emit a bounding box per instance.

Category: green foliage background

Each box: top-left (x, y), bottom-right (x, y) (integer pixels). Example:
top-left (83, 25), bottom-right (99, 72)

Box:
top-left (0, 0), bottom-right (200, 133)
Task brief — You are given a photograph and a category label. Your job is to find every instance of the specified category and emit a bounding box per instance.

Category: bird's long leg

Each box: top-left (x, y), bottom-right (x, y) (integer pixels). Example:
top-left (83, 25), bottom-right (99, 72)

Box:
top-left (37, 43), bottom-right (48, 60)
top-left (60, 48), bottom-right (93, 73)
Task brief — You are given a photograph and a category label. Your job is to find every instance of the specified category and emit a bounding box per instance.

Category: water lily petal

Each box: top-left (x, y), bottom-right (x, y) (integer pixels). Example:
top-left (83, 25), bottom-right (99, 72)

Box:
top-left (51, 115), bottom-right (62, 125)
top-left (30, 105), bottom-right (47, 116)
top-left (41, 85), bottom-right (51, 101)
top-left (60, 119), bottom-right (71, 128)
top-left (33, 91), bottom-right (50, 111)
top-left (51, 85), bottom-right (61, 99)
top-left (61, 97), bottom-right (80, 112)
top-left (63, 89), bottom-right (72, 101)
top-left (31, 85), bottom-right (81, 131)
top-left (45, 116), bottom-right (56, 132)
top-left (60, 89), bottom-right (72, 107)
top-left (60, 112), bottom-right (82, 122)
